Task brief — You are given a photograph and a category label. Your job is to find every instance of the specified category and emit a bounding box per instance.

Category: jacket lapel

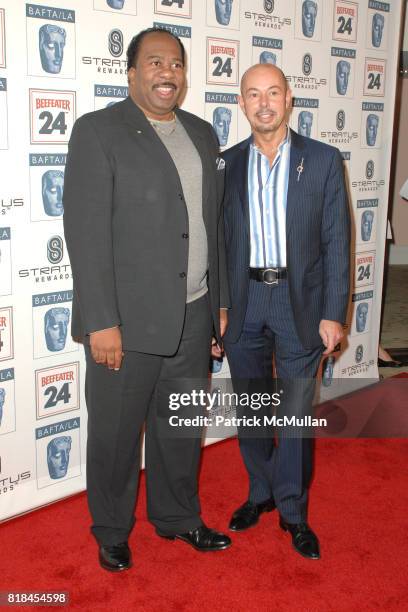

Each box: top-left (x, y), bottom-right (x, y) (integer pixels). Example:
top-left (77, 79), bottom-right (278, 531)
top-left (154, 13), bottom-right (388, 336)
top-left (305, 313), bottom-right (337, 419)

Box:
top-left (286, 128), bottom-right (307, 235)
top-left (235, 137), bottom-right (251, 238)
top-left (119, 98), bottom-right (212, 226)
top-left (120, 96), bottom-right (170, 149)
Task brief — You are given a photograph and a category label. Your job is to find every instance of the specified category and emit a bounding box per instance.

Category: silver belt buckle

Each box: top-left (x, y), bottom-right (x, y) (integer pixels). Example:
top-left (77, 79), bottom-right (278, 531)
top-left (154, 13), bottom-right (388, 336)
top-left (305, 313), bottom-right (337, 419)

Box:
top-left (262, 267), bottom-right (279, 285)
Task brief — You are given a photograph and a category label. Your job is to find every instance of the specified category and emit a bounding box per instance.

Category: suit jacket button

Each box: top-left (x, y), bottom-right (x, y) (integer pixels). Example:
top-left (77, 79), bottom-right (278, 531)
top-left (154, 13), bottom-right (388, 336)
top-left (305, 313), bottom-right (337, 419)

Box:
top-left (179, 272), bottom-right (186, 278)
top-left (178, 193), bottom-right (183, 200)
top-left (182, 233), bottom-right (188, 239)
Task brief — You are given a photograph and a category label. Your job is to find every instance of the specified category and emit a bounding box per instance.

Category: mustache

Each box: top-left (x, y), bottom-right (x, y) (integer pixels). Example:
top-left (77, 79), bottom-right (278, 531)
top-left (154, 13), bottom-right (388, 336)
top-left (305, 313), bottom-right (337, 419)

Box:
top-left (153, 82), bottom-right (177, 90)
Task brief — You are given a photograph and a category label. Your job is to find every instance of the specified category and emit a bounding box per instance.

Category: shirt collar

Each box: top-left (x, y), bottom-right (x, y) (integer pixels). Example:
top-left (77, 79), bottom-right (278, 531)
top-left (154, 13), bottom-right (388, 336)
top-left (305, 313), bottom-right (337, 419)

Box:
top-left (250, 125), bottom-right (290, 155)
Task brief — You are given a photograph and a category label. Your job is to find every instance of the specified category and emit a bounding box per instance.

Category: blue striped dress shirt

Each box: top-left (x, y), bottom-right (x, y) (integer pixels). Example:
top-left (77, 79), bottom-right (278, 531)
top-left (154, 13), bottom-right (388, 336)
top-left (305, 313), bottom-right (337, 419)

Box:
top-left (248, 128), bottom-right (291, 268)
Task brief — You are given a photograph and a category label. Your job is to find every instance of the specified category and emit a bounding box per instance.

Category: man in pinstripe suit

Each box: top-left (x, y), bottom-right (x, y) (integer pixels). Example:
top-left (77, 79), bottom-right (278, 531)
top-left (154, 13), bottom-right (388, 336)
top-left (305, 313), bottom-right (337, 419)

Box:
top-left (222, 64), bottom-right (350, 560)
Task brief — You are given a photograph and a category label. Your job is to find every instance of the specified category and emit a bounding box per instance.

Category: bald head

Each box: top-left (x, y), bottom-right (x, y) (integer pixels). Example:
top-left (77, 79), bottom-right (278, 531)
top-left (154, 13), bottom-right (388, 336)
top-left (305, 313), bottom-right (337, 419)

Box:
top-left (240, 63), bottom-right (287, 95)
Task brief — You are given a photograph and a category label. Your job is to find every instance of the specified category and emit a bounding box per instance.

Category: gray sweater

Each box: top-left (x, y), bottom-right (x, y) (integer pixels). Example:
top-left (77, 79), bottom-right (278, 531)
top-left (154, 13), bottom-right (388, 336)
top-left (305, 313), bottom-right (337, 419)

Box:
top-left (149, 116), bottom-right (208, 303)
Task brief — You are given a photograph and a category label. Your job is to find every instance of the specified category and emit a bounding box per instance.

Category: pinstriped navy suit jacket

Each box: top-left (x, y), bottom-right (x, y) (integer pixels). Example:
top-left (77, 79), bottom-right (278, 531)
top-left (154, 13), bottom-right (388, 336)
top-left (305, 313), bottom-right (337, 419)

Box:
top-left (222, 129), bottom-right (351, 350)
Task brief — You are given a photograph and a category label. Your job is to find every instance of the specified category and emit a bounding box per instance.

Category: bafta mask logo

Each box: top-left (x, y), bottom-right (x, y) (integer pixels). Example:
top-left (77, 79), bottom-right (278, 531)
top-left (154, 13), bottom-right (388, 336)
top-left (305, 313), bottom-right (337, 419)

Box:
top-left (211, 358), bottom-right (223, 375)
top-left (302, 0), bottom-right (318, 38)
top-left (107, 0), bottom-right (125, 9)
top-left (356, 302), bottom-right (368, 333)
top-left (336, 60), bottom-right (350, 96)
top-left (44, 307), bottom-right (70, 352)
top-left (47, 436), bottom-right (72, 479)
top-left (42, 170), bottom-right (64, 217)
top-left (361, 210), bottom-right (374, 242)
top-left (372, 13), bottom-right (384, 48)
top-left (259, 51), bottom-right (277, 65)
top-left (39, 24), bottom-right (66, 74)
top-left (213, 107), bottom-right (232, 147)
top-left (298, 111), bottom-right (313, 137)
top-left (366, 114), bottom-right (379, 146)
top-left (215, 0), bottom-right (233, 26)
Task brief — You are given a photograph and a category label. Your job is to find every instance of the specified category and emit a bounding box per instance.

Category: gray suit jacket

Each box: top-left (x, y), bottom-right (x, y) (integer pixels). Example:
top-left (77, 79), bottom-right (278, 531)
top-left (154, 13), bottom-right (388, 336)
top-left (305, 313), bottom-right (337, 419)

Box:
top-left (223, 129), bottom-right (351, 349)
top-left (63, 97), bottom-right (229, 355)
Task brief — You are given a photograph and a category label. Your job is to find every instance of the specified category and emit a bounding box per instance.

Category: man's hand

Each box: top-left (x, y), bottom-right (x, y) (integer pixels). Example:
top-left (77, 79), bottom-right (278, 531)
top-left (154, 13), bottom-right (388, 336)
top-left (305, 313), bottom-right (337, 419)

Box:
top-left (90, 326), bottom-right (123, 370)
top-left (319, 319), bottom-right (344, 355)
top-left (219, 308), bottom-right (228, 337)
top-left (211, 309), bottom-right (228, 359)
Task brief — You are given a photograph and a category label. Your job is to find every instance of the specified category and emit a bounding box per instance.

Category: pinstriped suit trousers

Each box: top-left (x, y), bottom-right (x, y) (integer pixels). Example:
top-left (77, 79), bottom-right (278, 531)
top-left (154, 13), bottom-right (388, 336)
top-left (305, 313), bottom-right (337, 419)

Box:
top-left (224, 279), bottom-right (323, 524)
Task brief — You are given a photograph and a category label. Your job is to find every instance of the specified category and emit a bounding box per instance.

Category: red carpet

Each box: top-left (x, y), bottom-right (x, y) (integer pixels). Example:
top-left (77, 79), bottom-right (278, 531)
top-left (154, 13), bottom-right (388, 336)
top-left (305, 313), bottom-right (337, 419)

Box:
top-left (1, 435), bottom-right (408, 611)
top-left (315, 376), bottom-right (408, 437)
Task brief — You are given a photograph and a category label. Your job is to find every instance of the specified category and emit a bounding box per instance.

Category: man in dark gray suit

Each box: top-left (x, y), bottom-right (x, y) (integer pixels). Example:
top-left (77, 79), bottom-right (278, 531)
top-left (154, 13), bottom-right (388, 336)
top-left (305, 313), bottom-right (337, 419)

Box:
top-left (63, 28), bottom-right (231, 572)
top-left (222, 64), bottom-right (350, 559)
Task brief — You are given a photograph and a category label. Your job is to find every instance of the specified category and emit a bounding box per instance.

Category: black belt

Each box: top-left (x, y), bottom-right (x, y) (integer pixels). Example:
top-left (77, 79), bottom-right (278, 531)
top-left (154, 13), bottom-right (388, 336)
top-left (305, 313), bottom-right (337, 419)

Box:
top-left (249, 267), bottom-right (288, 284)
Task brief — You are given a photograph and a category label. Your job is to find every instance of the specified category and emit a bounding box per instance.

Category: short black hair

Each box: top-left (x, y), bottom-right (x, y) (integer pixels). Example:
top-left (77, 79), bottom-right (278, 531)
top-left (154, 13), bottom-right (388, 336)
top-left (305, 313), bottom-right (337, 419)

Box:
top-left (126, 27), bottom-right (185, 71)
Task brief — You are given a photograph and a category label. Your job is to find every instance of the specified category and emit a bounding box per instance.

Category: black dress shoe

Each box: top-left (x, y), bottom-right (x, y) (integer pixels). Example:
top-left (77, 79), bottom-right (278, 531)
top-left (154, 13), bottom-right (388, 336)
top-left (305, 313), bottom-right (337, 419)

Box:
top-left (99, 542), bottom-right (132, 572)
top-left (158, 525), bottom-right (231, 552)
top-left (378, 358), bottom-right (403, 368)
top-left (279, 518), bottom-right (320, 560)
top-left (229, 498), bottom-right (275, 532)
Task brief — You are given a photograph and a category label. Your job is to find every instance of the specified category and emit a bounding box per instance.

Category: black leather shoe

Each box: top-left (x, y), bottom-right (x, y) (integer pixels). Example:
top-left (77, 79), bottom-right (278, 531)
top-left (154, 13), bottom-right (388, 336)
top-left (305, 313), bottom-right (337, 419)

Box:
top-left (279, 518), bottom-right (320, 560)
top-left (378, 358), bottom-right (403, 368)
top-left (229, 498), bottom-right (275, 532)
top-left (99, 542), bottom-right (132, 572)
top-left (158, 525), bottom-right (231, 552)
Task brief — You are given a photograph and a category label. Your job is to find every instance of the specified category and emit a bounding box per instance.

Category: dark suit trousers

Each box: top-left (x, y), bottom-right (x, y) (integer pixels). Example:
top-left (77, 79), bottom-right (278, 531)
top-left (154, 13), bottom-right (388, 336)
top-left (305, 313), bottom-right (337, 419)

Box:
top-left (84, 294), bottom-right (212, 546)
top-left (224, 280), bottom-right (322, 524)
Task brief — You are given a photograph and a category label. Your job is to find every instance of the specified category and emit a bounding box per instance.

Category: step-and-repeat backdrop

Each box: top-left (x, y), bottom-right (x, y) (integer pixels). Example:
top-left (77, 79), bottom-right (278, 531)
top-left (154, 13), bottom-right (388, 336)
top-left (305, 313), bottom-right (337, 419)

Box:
top-left (0, 0), bottom-right (403, 520)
